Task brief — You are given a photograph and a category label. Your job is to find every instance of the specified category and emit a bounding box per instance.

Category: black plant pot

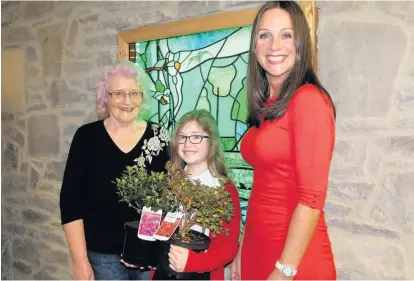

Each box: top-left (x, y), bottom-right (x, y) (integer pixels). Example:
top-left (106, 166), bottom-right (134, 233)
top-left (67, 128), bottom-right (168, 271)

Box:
top-left (153, 230), bottom-right (211, 280)
top-left (121, 221), bottom-right (160, 267)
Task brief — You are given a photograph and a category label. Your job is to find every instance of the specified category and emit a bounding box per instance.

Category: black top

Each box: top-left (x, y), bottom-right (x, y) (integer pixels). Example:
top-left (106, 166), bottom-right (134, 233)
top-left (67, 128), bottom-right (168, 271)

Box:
top-left (60, 120), bottom-right (170, 254)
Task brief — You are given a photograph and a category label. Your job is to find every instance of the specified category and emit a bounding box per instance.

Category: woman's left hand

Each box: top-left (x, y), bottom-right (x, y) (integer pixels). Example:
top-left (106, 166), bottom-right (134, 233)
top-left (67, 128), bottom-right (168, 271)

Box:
top-left (267, 269), bottom-right (293, 280)
top-left (168, 245), bottom-right (189, 272)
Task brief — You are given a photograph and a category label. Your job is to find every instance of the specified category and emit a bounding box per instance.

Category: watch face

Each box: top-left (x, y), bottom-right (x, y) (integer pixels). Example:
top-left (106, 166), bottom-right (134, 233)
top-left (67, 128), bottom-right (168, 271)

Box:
top-left (282, 266), bottom-right (294, 276)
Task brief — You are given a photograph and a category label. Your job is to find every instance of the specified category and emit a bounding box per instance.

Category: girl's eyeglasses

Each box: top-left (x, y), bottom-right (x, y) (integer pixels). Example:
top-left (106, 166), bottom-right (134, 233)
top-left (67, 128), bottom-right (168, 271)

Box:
top-left (178, 135), bottom-right (210, 144)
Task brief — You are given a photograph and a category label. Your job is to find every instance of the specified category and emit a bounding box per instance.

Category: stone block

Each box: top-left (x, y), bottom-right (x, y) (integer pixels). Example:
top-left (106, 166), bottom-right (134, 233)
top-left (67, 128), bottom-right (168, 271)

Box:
top-left (79, 14), bottom-right (99, 24)
top-left (317, 1), bottom-right (366, 14)
top-left (33, 194), bottom-right (59, 213)
top-left (13, 260), bottom-right (32, 275)
top-left (16, 119), bottom-right (26, 130)
top-left (28, 114), bottom-right (59, 157)
top-left (40, 229), bottom-right (66, 246)
top-left (2, 235), bottom-right (13, 263)
top-left (20, 162), bottom-right (28, 172)
top-left (3, 142), bottom-right (19, 170)
top-left (38, 23), bottom-right (66, 77)
top-left (3, 204), bottom-right (22, 221)
top-left (45, 160), bottom-right (67, 181)
top-left (1, 5), bottom-right (19, 28)
top-left (37, 181), bottom-right (61, 194)
top-left (25, 46), bottom-right (37, 63)
top-left (26, 85), bottom-right (46, 105)
top-left (43, 249), bottom-right (69, 264)
top-left (26, 67), bottom-right (43, 86)
top-left (178, 1), bottom-right (221, 17)
top-left (396, 87), bottom-right (414, 110)
top-left (32, 17), bottom-right (54, 28)
top-left (327, 218), bottom-right (399, 239)
top-left (386, 158), bottom-right (414, 171)
top-left (1, 173), bottom-right (28, 194)
top-left (371, 172), bottom-right (414, 232)
top-left (2, 112), bottom-right (14, 121)
top-left (396, 118), bottom-right (414, 129)
top-left (7, 26), bottom-right (33, 43)
top-left (61, 108), bottom-right (87, 117)
top-left (48, 78), bottom-right (87, 106)
top-left (372, 1), bottom-right (414, 25)
top-left (63, 61), bottom-right (95, 76)
top-left (331, 140), bottom-right (366, 170)
top-left (30, 167), bottom-right (40, 189)
top-left (3, 224), bottom-right (26, 236)
top-left (66, 20), bottom-right (78, 47)
top-left (319, 21), bottom-right (406, 116)
top-left (12, 238), bottom-right (41, 265)
top-left (324, 201), bottom-right (352, 217)
top-left (364, 143), bottom-right (384, 180)
top-left (63, 124), bottom-right (79, 137)
top-left (339, 117), bottom-right (388, 133)
top-left (96, 50), bottom-right (114, 67)
top-left (34, 270), bottom-right (57, 280)
top-left (376, 136), bottom-right (414, 158)
top-left (98, 17), bottom-right (132, 31)
top-left (329, 181), bottom-right (375, 202)
top-left (6, 127), bottom-right (25, 146)
top-left (28, 104), bottom-right (47, 112)
top-left (24, 1), bottom-right (55, 19)
top-left (84, 34), bottom-right (117, 47)
top-left (22, 209), bottom-right (51, 224)
top-left (330, 229), bottom-right (406, 279)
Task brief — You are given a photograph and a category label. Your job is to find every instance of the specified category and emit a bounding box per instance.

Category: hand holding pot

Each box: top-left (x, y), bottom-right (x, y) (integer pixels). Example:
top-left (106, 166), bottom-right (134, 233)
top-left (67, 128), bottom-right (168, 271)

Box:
top-left (168, 245), bottom-right (189, 272)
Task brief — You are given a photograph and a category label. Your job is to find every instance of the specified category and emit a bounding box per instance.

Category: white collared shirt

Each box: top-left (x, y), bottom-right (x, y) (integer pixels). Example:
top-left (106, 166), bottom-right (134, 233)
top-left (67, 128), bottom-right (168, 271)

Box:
top-left (188, 168), bottom-right (221, 188)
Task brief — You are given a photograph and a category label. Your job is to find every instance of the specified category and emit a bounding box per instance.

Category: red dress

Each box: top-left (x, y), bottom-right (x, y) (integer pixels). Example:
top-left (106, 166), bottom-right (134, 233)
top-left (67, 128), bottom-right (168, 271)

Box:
top-left (240, 85), bottom-right (336, 280)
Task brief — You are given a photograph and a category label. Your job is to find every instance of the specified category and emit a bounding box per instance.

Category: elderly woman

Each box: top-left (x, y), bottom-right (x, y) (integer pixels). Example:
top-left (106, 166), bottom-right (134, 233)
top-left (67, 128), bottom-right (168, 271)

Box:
top-left (60, 62), bottom-right (170, 280)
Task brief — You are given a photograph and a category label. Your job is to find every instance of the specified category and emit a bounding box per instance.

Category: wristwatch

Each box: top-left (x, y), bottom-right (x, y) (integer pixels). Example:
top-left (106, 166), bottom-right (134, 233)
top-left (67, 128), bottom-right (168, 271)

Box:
top-left (275, 261), bottom-right (297, 277)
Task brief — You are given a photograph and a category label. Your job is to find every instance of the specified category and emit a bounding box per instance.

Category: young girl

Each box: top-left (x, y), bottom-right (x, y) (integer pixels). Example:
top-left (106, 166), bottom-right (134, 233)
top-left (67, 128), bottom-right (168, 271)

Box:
top-left (153, 109), bottom-right (241, 280)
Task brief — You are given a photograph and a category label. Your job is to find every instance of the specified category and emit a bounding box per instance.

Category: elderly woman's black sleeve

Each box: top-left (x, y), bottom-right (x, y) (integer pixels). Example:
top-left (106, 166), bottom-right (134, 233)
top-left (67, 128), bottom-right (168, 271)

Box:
top-left (60, 127), bottom-right (87, 225)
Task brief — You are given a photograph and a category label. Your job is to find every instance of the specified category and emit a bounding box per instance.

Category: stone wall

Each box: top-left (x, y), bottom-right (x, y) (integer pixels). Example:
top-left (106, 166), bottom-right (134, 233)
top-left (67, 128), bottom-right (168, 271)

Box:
top-left (1, 1), bottom-right (413, 279)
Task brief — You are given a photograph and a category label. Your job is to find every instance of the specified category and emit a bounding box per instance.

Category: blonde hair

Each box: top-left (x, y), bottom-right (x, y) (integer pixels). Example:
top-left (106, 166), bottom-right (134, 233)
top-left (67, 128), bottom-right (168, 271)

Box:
top-left (170, 110), bottom-right (229, 183)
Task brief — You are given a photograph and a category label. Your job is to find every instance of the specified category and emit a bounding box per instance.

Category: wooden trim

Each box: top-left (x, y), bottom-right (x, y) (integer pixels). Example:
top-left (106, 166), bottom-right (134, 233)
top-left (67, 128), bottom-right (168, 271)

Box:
top-left (118, 1), bottom-right (317, 68)
top-left (300, 1), bottom-right (319, 72)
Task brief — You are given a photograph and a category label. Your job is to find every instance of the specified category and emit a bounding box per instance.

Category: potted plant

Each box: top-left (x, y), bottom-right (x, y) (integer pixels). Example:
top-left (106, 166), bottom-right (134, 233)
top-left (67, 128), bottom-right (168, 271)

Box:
top-left (115, 164), bottom-right (178, 267)
top-left (116, 161), bottom-right (235, 278)
top-left (154, 162), bottom-right (235, 279)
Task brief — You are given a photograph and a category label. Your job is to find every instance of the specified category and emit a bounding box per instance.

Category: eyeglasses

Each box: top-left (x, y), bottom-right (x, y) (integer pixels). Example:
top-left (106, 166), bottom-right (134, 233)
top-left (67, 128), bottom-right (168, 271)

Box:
top-left (178, 135), bottom-right (210, 144)
top-left (107, 91), bottom-right (143, 102)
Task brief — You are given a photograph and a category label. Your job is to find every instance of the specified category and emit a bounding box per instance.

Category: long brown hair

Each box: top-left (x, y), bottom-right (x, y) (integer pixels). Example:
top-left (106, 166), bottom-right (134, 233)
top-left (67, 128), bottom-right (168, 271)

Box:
top-left (170, 110), bottom-right (229, 183)
top-left (247, 1), bottom-right (336, 127)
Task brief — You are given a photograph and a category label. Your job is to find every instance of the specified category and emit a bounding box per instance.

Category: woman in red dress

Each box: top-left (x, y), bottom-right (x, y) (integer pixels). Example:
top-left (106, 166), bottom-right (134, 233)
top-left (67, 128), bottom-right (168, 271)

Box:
top-left (230, 1), bottom-right (336, 280)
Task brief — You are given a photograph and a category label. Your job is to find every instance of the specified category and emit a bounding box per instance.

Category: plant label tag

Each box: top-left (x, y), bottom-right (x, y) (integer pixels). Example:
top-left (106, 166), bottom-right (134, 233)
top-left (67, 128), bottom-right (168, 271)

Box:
top-left (137, 206), bottom-right (162, 241)
top-left (153, 212), bottom-right (183, 241)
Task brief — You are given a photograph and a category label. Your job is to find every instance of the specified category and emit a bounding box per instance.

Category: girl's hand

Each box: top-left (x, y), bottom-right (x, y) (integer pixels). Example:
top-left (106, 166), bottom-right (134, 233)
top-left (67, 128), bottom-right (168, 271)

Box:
top-left (230, 252), bottom-right (241, 280)
top-left (73, 257), bottom-right (95, 280)
top-left (168, 245), bottom-right (189, 272)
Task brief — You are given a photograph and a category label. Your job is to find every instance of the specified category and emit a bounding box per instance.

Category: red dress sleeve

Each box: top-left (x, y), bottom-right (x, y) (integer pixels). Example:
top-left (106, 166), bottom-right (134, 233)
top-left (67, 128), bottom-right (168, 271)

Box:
top-left (289, 85), bottom-right (335, 210)
top-left (184, 181), bottom-right (241, 273)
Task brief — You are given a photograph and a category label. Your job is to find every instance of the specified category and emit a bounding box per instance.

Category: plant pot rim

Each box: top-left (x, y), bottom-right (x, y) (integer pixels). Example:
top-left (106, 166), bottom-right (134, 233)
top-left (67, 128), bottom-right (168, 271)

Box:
top-left (167, 229), bottom-right (211, 250)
